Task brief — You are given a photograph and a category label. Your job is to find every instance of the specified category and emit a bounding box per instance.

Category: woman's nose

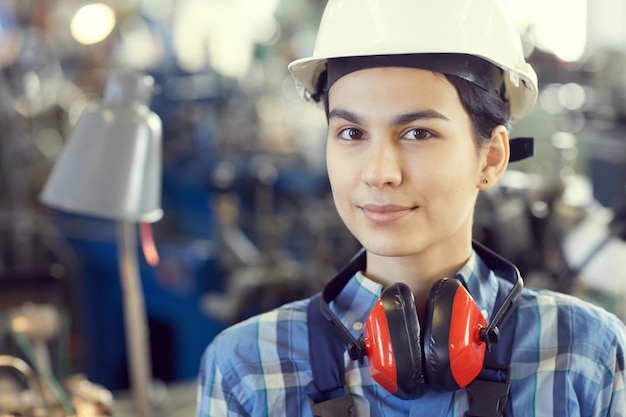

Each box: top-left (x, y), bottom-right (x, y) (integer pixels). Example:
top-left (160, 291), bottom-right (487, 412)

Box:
top-left (360, 139), bottom-right (403, 188)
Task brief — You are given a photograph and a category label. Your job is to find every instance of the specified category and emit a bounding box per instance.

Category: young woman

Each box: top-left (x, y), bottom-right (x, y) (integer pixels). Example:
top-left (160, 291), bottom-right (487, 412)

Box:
top-left (196, 0), bottom-right (626, 415)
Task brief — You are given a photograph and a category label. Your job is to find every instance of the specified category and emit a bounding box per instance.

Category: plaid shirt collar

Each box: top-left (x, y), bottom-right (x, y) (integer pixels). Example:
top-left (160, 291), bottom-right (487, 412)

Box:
top-left (330, 250), bottom-right (499, 339)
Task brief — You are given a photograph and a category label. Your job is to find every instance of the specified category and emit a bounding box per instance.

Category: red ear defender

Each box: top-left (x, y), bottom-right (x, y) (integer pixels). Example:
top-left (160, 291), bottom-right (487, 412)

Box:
top-left (423, 278), bottom-right (488, 391)
top-left (363, 283), bottom-right (426, 399)
top-left (363, 279), bottom-right (487, 398)
top-left (363, 300), bottom-right (398, 393)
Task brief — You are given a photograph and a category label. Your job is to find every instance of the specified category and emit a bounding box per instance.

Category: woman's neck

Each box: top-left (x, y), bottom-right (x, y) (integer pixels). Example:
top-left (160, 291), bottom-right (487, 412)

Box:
top-left (363, 239), bottom-right (473, 319)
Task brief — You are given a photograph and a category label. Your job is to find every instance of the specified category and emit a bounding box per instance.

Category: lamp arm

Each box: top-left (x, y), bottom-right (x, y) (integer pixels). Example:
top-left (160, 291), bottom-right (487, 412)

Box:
top-left (118, 221), bottom-right (153, 417)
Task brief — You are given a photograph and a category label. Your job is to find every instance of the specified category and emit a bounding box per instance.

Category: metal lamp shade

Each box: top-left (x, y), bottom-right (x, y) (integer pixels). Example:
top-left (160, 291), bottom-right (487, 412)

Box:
top-left (40, 70), bottom-right (163, 223)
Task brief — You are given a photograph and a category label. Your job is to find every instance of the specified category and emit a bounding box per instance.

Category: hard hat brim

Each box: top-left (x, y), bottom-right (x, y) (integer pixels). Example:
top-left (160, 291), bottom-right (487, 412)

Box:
top-left (288, 53), bottom-right (538, 121)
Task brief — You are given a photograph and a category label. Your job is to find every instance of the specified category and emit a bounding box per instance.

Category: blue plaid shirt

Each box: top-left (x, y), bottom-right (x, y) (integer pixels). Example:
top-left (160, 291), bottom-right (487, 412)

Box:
top-left (196, 251), bottom-right (626, 416)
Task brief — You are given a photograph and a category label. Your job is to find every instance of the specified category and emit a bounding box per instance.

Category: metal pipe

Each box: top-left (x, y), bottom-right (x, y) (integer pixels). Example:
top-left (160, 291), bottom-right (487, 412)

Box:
top-left (117, 221), bottom-right (153, 417)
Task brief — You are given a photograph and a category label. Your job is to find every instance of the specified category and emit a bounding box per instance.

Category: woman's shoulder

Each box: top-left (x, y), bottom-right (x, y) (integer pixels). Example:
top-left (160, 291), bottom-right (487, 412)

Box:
top-left (509, 287), bottom-right (626, 415)
top-left (516, 286), bottom-right (626, 349)
top-left (519, 286), bottom-right (622, 320)
top-left (198, 297), bottom-right (317, 414)
top-left (207, 296), bottom-right (313, 359)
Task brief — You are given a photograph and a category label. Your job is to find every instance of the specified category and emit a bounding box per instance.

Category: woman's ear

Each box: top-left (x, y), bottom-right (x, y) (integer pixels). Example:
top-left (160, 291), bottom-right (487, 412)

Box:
top-left (479, 125), bottom-right (509, 189)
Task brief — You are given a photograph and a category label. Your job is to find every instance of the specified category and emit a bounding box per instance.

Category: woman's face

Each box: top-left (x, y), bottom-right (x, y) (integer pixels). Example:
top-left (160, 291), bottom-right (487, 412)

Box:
top-left (326, 66), bottom-right (489, 259)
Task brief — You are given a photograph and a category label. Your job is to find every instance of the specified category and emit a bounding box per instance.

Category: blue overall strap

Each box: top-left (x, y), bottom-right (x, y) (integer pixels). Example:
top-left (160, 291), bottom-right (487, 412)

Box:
top-left (465, 276), bottom-right (519, 417)
top-left (305, 293), bottom-right (355, 417)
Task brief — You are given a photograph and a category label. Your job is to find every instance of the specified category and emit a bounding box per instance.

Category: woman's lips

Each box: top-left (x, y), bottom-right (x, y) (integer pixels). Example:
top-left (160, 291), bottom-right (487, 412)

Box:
top-left (360, 204), bottom-right (415, 224)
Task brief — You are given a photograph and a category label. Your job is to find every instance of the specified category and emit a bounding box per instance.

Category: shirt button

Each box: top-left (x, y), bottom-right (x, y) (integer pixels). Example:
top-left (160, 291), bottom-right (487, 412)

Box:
top-left (352, 321), bottom-right (363, 331)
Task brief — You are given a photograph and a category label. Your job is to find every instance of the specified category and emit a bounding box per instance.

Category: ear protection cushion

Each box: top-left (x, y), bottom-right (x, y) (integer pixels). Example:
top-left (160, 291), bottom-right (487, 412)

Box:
top-left (423, 278), bottom-right (488, 391)
top-left (379, 283), bottom-right (426, 399)
top-left (423, 278), bottom-right (462, 391)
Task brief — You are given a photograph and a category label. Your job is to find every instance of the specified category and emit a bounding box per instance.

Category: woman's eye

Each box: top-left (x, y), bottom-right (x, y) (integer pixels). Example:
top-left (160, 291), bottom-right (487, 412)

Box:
top-left (405, 128), bottom-right (432, 140)
top-left (338, 127), bottom-right (364, 140)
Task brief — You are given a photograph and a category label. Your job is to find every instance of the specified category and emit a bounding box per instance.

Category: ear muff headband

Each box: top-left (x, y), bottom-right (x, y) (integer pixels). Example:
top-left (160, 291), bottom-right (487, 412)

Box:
top-left (320, 248), bottom-right (368, 362)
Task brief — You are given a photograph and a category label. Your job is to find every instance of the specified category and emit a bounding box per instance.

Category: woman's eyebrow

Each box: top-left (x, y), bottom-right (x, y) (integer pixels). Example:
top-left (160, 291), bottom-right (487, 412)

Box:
top-left (328, 108), bottom-right (450, 126)
top-left (391, 110), bottom-right (450, 126)
top-left (328, 108), bottom-right (364, 125)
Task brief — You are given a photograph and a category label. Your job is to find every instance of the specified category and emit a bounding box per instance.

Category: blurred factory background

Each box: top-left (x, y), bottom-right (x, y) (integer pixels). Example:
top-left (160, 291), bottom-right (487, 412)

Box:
top-left (0, 0), bottom-right (624, 415)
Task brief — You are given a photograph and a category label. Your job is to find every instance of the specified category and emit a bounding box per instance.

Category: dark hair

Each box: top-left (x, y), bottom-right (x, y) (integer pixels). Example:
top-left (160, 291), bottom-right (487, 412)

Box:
top-left (323, 72), bottom-right (511, 151)
top-left (443, 74), bottom-right (511, 150)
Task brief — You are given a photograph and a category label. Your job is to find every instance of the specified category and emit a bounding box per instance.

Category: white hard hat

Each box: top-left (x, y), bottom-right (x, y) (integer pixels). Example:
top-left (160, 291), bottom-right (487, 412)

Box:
top-left (288, 0), bottom-right (538, 121)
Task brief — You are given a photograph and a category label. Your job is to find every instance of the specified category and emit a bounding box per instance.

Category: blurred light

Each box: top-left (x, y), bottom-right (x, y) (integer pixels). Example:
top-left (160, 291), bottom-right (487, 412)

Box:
top-left (35, 128), bottom-right (64, 159)
top-left (588, 0), bottom-right (626, 53)
top-left (558, 83), bottom-right (587, 111)
top-left (539, 84), bottom-right (564, 114)
top-left (172, 0), bottom-right (279, 78)
top-left (531, 200), bottom-right (549, 219)
top-left (242, 0), bottom-right (280, 44)
top-left (11, 316), bottom-right (32, 333)
top-left (252, 16), bottom-right (281, 46)
top-left (70, 3), bottom-right (116, 45)
top-left (507, 0), bottom-right (587, 62)
top-left (551, 131), bottom-right (577, 151)
top-left (561, 175), bottom-right (593, 207)
top-left (117, 17), bottom-right (161, 70)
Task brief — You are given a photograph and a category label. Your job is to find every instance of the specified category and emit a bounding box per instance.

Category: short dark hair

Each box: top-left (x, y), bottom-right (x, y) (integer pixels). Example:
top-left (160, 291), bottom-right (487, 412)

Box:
top-left (444, 74), bottom-right (511, 149)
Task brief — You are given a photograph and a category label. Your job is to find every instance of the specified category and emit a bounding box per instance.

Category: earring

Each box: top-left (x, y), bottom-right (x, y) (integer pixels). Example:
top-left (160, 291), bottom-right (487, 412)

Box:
top-left (482, 179), bottom-right (489, 184)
